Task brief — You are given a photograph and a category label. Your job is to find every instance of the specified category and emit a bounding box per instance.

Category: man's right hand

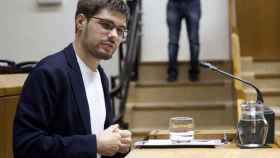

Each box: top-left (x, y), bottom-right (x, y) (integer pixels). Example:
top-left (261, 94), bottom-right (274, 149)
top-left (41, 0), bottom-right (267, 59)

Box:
top-left (96, 124), bottom-right (121, 156)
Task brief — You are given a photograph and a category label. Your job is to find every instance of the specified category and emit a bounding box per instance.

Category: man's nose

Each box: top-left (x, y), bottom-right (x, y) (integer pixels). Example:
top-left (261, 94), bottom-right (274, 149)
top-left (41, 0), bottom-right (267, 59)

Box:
top-left (108, 28), bottom-right (119, 39)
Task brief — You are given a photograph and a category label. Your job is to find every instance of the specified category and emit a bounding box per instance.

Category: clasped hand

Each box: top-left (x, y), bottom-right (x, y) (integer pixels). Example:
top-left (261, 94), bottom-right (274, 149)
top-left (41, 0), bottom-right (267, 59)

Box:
top-left (96, 124), bottom-right (132, 156)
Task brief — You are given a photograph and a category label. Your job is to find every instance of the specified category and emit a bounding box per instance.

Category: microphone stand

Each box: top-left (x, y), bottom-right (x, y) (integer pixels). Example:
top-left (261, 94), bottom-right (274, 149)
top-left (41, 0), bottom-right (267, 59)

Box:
top-left (200, 62), bottom-right (277, 147)
top-left (199, 62), bottom-right (264, 104)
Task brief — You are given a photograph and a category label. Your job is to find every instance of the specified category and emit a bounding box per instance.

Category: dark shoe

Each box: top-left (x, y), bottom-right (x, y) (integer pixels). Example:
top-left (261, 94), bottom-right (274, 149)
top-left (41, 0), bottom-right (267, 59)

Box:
top-left (167, 74), bottom-right (178, 82)
top-left (189, 73), bottom-right (199, 81)
top-left (188, 69), bottom-right (200, 82)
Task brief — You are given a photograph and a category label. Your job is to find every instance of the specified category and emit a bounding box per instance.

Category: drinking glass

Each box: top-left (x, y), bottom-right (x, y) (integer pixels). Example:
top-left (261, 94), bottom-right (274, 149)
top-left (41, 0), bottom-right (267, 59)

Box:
top-left (169, 117), bottom-right (194, 143)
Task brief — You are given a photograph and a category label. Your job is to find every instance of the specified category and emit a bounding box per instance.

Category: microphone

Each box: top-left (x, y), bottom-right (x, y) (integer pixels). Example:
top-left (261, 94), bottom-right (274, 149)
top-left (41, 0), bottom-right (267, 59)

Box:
top-left (199, 62), bottom-right (264, 104)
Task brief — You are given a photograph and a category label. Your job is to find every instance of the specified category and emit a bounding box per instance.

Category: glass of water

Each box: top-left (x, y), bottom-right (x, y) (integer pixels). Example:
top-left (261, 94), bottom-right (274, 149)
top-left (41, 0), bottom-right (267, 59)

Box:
top-left (169, 117), bottom-right (194, 143)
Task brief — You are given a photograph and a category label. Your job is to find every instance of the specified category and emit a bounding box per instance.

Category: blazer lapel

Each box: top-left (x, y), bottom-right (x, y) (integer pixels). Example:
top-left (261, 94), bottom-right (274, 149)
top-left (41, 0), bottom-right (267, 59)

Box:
top-left (63, 44), bottom-right (91, 134)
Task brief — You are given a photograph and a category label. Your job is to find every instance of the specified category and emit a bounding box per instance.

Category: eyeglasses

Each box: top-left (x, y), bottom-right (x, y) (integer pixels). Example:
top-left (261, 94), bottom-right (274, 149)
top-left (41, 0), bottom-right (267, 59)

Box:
top-left (91, 16), bottom-right (127, 40)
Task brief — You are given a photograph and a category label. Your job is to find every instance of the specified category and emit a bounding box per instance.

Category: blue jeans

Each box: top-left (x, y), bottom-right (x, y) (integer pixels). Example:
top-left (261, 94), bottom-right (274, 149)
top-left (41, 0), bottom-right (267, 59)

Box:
top-left (167, 0), bottom-right (201, 78)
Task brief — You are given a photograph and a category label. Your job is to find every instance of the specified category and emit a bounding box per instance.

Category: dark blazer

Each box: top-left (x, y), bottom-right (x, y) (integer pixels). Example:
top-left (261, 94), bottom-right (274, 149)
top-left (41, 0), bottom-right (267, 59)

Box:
top-left (13, 44), bottom-right (116, 158)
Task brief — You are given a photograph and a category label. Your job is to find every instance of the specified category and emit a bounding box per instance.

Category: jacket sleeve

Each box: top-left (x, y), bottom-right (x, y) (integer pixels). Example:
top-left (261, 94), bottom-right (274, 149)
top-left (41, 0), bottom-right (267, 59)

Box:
top-left (13, 68), bottom-right (98, 158)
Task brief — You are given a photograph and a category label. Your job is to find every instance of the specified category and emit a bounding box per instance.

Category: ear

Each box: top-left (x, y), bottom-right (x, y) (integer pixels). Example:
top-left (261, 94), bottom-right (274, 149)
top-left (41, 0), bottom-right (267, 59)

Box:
top-left (76, 14), bottom-right (87, 31)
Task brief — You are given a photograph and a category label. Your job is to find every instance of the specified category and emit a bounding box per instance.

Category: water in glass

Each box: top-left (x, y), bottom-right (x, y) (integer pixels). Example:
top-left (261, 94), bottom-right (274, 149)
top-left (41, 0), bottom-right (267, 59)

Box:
top-left (237, 102), bottom-right (268, 147)
top-left (169, 117), bottom-right (194, 143)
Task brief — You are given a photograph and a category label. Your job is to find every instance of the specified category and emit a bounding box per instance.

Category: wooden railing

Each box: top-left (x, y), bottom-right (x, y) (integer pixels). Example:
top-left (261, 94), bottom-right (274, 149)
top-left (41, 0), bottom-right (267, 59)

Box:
top-left (229, 0), bottom-right (246, 120)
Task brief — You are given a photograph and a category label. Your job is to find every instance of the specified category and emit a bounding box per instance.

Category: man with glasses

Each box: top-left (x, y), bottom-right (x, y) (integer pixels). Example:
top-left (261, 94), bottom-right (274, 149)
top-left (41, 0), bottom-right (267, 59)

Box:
top-left (13, 0), bottom-right (131, 158)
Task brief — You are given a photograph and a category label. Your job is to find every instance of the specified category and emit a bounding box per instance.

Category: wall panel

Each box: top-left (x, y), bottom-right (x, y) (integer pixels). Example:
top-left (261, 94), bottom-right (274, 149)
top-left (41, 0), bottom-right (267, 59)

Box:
top-left (237, 0), bottom-right (280, 59)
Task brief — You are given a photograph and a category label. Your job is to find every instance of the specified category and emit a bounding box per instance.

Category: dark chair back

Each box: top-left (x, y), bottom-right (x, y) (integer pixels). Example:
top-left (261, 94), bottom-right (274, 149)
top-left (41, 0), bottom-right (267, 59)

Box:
top-left (0, 60), bottom-right (16, 74)
top-left (0, 60), bottom-right (37, 74)
top-left (15, 61), bottom-right (37, 73)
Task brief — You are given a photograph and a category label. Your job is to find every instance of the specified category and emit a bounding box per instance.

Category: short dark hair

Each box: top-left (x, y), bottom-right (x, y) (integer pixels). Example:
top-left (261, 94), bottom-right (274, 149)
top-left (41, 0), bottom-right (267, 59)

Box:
top-left (75, 0), bottom-right (129, 19)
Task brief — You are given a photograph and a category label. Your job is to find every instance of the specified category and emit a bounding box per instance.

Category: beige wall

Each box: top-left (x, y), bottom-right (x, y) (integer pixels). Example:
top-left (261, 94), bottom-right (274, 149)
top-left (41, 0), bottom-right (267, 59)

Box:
top-left (0, 0), bottom-right (230, 74)
top-left (0, 0), bottom-right (76, 62)
top-left (0, 0), bottom-right (118, 75)
top-left (141, 0), bottom-right (230, 61)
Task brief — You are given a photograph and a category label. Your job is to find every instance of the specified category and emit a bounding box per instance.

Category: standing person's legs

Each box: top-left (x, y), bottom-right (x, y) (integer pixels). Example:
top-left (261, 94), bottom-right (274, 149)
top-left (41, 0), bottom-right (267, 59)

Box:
top-left (184, 0), bottom-right (201, 81)
top-left (167, 0), bottom-right (182, 81)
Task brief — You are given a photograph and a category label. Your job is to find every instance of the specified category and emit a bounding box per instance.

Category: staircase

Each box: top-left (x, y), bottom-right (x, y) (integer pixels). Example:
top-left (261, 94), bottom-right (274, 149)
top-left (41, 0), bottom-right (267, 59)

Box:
top-left (241, 57), bottom-right (280, 131)
top-left (125, 61), bottom-right (236, 138)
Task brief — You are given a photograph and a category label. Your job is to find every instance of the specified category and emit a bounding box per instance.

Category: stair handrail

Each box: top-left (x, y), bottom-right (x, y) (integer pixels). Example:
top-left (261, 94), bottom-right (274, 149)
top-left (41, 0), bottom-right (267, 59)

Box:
top-left (230, 0), bottom-right (246, 120)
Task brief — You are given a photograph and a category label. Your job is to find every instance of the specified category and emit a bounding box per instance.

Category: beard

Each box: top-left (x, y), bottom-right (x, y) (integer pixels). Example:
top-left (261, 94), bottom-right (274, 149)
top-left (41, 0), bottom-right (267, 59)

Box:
top-left (83, 26), bottom-right (117, 60)
top-left (90, 48), bottom-right (114, 60)
top-left (87, 41), bottom-right (117, 60)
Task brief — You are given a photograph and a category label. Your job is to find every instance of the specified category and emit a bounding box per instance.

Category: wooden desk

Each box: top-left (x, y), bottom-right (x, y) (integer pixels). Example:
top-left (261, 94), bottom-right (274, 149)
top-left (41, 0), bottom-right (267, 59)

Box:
top-left (0, 74), bottom-right (27, 97)
top-left (149, 129), bottom-right (280, 145)
top-left (126, 146), bottom-right (280, 158)
top-left (0, 74), bottom-right (27, 158)
top-left (126, 130), bottom-right (280, 158)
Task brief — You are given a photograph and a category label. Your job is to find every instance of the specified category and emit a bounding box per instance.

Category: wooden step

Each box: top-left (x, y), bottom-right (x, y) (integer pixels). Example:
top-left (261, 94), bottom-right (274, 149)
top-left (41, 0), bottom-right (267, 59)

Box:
top-left (241, 56), bottom-right (253, 72)
top-left (125, 101), bottom-right (236, 131)
top-left (242, 60), bottom-right (280, 74)
top-left (255, 73), bottom-right (280, 79)
top-left (128, 101), bottom-right (232, 110)
top-left (245, 88), bottom-right (280, 106)
top-left (127, 80), bottom-right (233, 102)
top-left (246, 88), bottom-right (280, 97)
top-left (260, 97), bottom-right (280, 107)
top-left (138, 61), bottom-right (232, 82)
top-left (254, 78), bottom-right (280, 89)
top-left (241, 72), bottom-right (280, 89)
top-left (253, 58), bottom-right (280, 62)
top-left (241, 72), bottom-right (255, 82)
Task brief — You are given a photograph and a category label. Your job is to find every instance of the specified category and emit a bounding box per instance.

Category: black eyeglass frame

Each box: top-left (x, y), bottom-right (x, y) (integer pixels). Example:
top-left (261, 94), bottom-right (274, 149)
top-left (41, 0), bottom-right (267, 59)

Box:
top-left (90, 16), bottom-right (128, 40)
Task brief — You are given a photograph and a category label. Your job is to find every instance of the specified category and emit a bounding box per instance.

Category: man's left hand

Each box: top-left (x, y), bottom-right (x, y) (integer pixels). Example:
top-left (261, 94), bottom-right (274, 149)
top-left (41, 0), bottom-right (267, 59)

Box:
top-left (118, 130), bottom-right (132, 153)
